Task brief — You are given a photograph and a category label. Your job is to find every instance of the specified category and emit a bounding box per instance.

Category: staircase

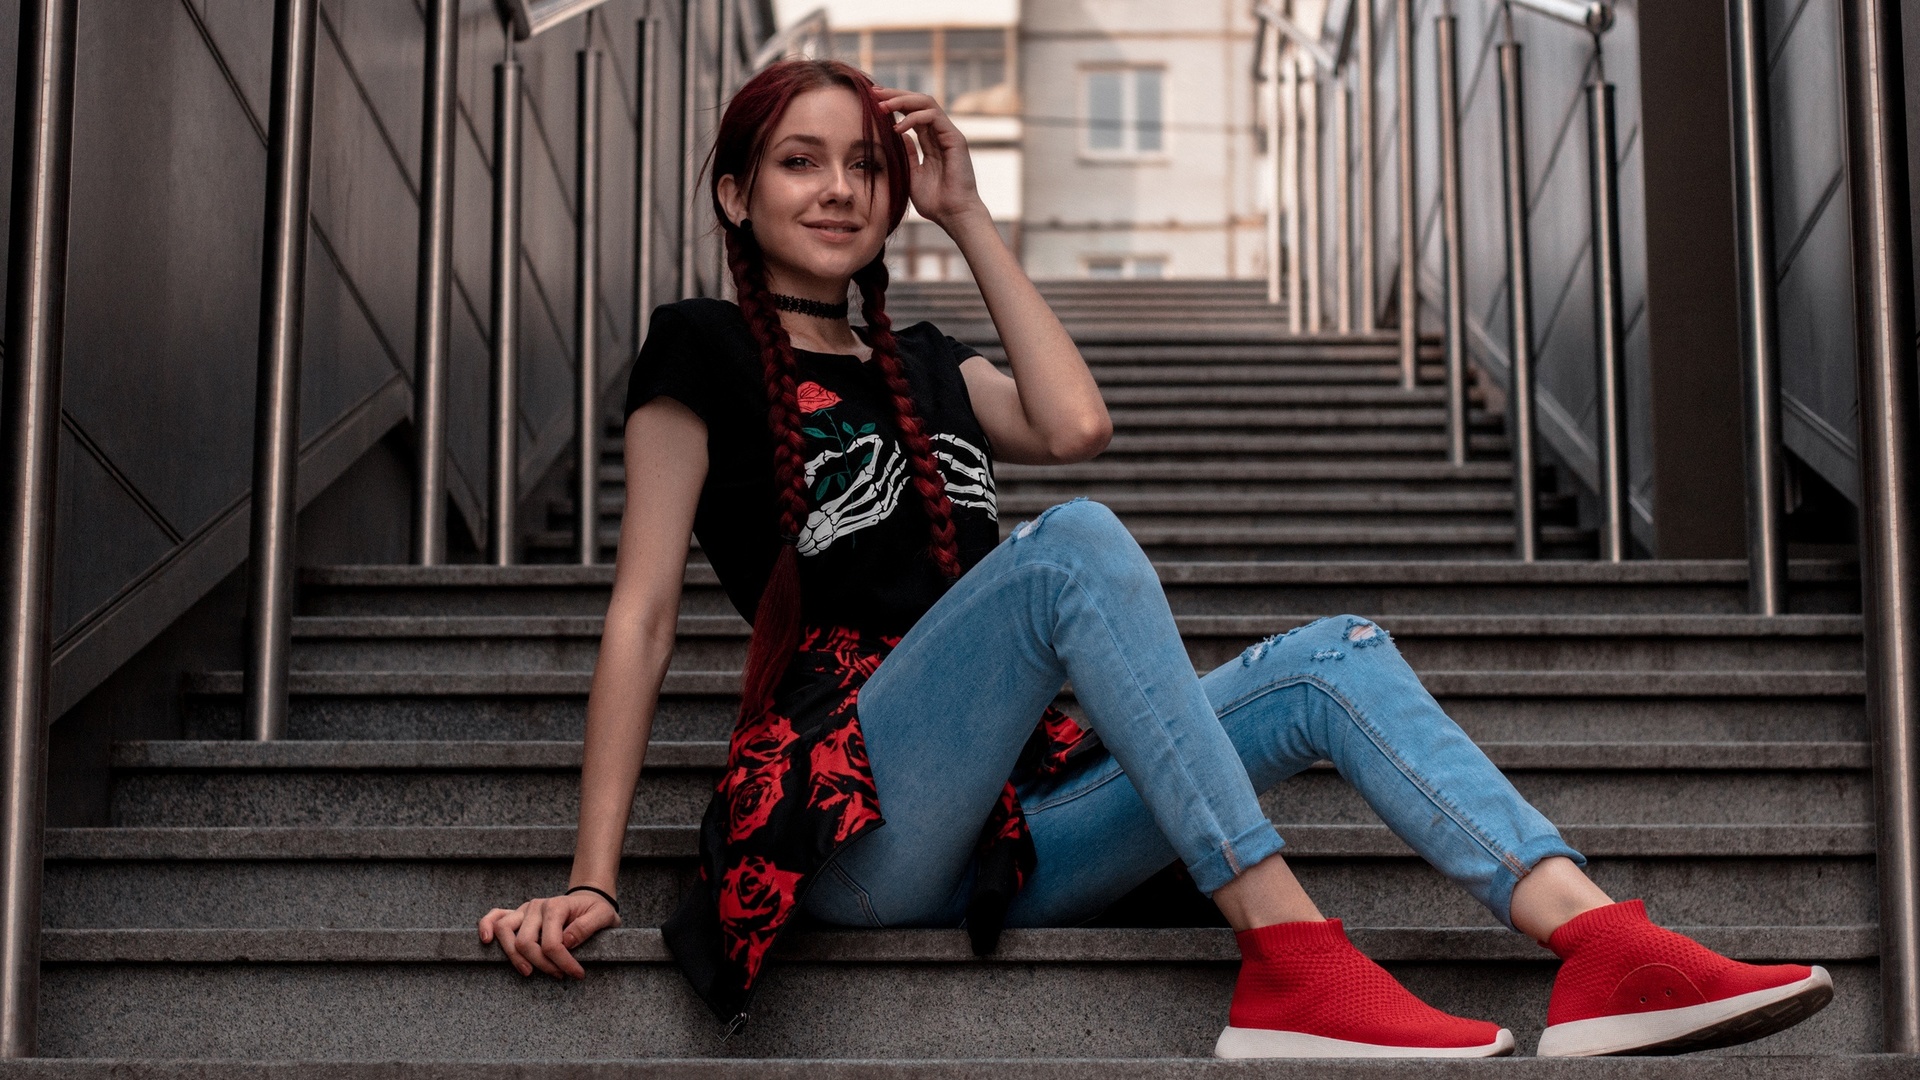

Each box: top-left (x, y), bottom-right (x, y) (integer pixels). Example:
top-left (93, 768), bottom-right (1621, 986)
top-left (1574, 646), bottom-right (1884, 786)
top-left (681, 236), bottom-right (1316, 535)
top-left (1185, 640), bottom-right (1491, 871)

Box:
top-left (36, 281), bottom-right (1883, 1073)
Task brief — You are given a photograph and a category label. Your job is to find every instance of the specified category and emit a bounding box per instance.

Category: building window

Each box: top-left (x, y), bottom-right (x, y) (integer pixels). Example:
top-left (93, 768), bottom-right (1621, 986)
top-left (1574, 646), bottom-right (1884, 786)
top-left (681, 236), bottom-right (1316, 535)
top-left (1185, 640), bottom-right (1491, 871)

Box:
top-left (1084, 255), bottom-right (1168, 279)
top-left (1083, 67), bottom-right (1165, 156)
top-left (870, 30), bottom-right (934, 95)
top-left (945, 28), bottom-right (1008, 105)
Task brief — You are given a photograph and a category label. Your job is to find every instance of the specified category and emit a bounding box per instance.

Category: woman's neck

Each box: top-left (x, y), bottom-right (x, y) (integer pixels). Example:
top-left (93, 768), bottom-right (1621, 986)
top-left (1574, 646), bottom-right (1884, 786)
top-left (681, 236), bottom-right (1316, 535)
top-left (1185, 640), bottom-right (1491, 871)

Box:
top-left (779, 310), bottom-right (869, 359)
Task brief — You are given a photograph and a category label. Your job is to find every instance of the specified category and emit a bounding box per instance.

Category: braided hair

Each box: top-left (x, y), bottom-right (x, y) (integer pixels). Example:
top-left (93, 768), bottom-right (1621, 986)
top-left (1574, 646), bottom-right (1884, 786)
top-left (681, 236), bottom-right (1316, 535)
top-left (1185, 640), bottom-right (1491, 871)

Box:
top-left (710, 59), bottom-right (962, 722)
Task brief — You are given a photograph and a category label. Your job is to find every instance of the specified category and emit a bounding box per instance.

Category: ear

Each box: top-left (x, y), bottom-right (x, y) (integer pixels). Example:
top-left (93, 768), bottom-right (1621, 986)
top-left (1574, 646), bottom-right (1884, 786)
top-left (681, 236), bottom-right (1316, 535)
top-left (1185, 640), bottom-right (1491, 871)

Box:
top-left (716, 174), bottom-right (748, 228)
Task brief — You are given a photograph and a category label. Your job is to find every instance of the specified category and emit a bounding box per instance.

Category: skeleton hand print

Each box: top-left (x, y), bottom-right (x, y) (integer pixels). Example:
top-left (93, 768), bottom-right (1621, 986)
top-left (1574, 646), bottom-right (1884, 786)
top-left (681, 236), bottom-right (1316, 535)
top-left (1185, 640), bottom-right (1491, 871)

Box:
top-left (796, 434), bottom-right (908, 556)
top-left (932, 433), bottom-right (996, 517)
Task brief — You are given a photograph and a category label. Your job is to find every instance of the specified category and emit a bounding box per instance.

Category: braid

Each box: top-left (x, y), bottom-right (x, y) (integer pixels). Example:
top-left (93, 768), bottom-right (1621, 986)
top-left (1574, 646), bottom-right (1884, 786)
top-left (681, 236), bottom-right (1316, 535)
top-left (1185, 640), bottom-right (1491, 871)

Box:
top-left (727, 227), bottom-right (811, 540)
top-left (725, 224), bottom-right (809, 723)
top-left (855, 255), bottom-right (963, 581)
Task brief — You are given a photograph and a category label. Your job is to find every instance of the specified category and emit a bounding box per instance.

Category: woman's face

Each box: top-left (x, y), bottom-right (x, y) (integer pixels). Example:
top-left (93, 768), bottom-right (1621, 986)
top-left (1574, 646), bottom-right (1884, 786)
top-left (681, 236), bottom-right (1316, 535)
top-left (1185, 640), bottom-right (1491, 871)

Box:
top-left (719, 85), bottom-right (892, 293)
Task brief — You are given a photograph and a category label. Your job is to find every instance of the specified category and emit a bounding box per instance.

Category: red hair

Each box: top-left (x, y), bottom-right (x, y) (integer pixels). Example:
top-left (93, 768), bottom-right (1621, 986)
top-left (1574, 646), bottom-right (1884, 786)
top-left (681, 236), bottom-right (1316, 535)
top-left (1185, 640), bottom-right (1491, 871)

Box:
top-left (711, 59), bottom-right (962, 726)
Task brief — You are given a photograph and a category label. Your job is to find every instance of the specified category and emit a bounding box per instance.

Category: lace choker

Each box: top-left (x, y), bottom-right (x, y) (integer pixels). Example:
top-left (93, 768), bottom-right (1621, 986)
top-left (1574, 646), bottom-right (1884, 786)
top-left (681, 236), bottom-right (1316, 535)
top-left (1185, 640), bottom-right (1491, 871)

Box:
top-left (771, 293), bottom-right (850, 319)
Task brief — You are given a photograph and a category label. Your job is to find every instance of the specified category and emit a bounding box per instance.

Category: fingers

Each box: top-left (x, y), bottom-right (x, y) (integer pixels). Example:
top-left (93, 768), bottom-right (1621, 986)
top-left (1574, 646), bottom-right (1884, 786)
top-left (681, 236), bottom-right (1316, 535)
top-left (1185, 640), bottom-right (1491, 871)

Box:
top-left (562, 897), bottom-right (622, 950)
top-left (483, 906), bottom-right (533, 975)
top-left (870, 86), bottom-right (937, 114)
top-left (513, 899), bottom-right (565, 979)
top-left (541, 897), bottom-right (586, 980)
top-left (891, 108), bottom-right (945, 136)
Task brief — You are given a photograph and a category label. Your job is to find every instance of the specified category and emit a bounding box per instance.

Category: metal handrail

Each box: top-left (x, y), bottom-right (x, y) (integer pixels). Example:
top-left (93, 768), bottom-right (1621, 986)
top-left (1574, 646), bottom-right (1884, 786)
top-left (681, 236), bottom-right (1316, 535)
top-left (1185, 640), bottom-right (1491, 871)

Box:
top-left (1253, 3), bottom-right (1336, 72)
top-left (498, 0), bottom-right (616, 41)
top-left (1507, 0), bottom-right (1612, 33)
top-left (752, 7), bottom-right (827, 71)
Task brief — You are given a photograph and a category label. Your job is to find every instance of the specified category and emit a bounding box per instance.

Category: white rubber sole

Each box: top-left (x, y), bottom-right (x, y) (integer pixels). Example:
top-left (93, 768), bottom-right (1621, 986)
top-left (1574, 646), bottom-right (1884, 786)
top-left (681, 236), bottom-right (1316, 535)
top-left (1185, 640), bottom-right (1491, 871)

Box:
top-left (1214, 1024), bottom-right (1516, 1059)
top-left (1536, 966), bottom-right (1834, 1057)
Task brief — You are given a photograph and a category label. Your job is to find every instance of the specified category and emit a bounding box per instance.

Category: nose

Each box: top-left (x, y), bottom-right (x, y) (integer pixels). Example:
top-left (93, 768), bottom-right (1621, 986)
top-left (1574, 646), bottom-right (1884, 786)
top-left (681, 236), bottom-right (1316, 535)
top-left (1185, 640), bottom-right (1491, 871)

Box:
top-left (822, 163), bottom-right (855, 204)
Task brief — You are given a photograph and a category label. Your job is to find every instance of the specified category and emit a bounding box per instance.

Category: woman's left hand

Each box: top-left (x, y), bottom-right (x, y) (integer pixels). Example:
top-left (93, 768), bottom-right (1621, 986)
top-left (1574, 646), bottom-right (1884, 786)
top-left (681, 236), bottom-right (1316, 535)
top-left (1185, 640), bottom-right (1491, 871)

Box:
top-left (872, 87), bottom-right (988, 229)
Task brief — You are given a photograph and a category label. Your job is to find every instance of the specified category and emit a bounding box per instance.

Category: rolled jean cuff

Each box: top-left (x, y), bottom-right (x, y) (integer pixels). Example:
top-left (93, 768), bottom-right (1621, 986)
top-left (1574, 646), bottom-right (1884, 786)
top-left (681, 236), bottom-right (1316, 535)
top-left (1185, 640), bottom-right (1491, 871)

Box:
top-left (1187, 819), bottom-right (1288, 895)
top-left (1484, 835), bottom-right (1588, 931)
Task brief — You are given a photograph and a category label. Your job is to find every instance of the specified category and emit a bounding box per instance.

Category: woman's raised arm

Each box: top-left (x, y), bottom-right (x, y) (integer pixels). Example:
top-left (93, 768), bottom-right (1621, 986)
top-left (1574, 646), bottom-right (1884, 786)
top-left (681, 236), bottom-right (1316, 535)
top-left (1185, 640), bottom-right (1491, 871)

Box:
top-left (477, 396), bottom-right (708, 978)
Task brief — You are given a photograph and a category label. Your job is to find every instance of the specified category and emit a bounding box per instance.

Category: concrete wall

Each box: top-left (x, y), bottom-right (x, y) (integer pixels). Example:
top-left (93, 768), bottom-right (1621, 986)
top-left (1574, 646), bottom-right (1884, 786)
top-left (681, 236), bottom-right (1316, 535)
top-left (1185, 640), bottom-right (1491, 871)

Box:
top-left (0, 0), bottom-right (714, 724)
top-left (1019, 0), bottom-right (1263, 279)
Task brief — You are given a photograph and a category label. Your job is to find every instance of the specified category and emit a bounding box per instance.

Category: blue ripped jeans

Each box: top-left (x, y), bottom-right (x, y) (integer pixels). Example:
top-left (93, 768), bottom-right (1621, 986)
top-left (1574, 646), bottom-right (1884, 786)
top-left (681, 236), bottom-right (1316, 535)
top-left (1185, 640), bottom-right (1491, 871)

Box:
top-left (799, 498), bottom-right (1583, 933)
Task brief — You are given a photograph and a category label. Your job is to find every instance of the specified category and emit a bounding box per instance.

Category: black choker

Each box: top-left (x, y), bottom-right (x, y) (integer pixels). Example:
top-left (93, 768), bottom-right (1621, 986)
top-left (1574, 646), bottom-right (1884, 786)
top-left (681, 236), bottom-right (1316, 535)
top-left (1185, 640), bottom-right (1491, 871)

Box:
top-left (771, 293), bottom-right (849, 320)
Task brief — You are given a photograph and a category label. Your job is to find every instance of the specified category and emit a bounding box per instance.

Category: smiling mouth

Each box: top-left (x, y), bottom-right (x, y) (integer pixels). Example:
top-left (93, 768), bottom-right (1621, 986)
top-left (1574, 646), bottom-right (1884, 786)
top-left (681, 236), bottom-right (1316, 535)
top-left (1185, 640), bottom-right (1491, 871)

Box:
top-left (806, 223), bottom-right (862, 234)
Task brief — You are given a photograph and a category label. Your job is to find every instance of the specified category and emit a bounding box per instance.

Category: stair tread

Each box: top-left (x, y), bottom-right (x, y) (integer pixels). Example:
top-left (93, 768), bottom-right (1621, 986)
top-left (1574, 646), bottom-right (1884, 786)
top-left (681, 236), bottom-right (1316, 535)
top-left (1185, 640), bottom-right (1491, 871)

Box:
top-left (285, 613), bottom-right (1863, 639)
top-left (47, 822), bottom-right (1874, 860)
top-left (40, 924), bottom-right (1875, 964)
top-left (186, 669), bottom-right (1870, 697)
top-left (298, 559), bottom-right (1858, 589)
top-left (108, 739), bottom-right (1874, 771)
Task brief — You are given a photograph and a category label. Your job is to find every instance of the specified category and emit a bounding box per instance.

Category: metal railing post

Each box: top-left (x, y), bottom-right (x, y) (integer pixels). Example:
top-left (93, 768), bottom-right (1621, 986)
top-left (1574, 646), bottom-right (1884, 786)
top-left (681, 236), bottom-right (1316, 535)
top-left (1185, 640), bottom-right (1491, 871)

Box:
top-left (1437, 11), bottom-right (1467, 466)
top-left (1394, 0), bottom-right (1417, 387)
top-left (574, 36), bottom-right (604, 565)
top-left (244, 0), bottom-right (319, 742)
top-left (1839, 0), bottom-right (1920, 1050)
top-left (1498, 27), bottom-right (1538, 562)
top-left (411, 0), bottom-right (459, 565)
top-left (1726, 0), bottom-right (1787, 614)
top-left (1587, 73), bottom-right (1630, 561)
top-left (679, 0), bottom-right (700, 298)
top-left (1263, 21), bottom-right (1283, 306)
top-left (1283, 53), bottom-right (1302, 333)
top-left (1357, 0), bottom-right (1376, 331)
top-left (1333, 72), bottom-right (1353, 333)
top-left (0, 0), bottom-right (76, 1055)
top-left (713, 0), bottom-right (735, 298)
top-left (1303, 71), bottom-right (1322, 333)
top-left (487, 43), bottom-right (524, 567)
top-left (637, 16), bottom-right (658, 344)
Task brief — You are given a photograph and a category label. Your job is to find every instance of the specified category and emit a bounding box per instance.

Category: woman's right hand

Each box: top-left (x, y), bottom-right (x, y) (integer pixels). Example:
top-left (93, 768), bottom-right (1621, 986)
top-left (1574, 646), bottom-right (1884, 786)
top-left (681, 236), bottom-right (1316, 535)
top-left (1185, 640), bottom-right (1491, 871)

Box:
top-left (478, 890), bottom-right (621, 979)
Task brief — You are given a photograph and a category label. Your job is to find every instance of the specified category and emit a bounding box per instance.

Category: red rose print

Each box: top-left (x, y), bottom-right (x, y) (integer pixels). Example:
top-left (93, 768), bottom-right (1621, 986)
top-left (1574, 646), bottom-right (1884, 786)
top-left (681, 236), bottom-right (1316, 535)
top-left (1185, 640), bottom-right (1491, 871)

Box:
top-left (795, 381), bottom-right (841, 413)
top-left (724, 712), bottom-right (799, 842)
top-left (809, 719), bottom-right (883, 842)
top-left (718, 856), bottom-right (805, 975)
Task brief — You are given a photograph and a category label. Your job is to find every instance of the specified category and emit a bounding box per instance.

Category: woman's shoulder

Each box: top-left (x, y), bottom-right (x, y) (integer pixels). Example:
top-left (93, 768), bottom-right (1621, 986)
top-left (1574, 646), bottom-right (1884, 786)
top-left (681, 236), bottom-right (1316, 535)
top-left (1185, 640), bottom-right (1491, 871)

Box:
top-left (647, 297), bottom-right (750, 341)
top-left (888, 318), bottom-right (985, 368)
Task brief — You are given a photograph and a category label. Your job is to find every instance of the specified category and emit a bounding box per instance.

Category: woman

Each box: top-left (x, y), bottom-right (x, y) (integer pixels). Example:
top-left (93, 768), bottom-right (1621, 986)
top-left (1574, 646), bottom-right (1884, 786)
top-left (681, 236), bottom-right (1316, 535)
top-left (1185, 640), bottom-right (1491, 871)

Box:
top-left (479, 59), bottom-right (1831, 1059)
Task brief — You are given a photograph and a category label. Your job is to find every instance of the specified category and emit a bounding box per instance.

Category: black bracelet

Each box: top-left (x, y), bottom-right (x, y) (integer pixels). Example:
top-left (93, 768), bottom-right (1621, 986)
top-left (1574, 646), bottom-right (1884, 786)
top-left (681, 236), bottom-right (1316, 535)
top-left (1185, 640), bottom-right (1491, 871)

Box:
top-left (566, 884), bottom-right (620, 913)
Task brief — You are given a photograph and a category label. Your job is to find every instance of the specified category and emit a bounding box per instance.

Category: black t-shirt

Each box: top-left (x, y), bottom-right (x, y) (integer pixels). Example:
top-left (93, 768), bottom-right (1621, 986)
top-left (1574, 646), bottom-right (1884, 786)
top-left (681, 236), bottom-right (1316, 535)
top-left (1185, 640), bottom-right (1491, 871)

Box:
top-left (623, 298), bottom-right (1000, 634)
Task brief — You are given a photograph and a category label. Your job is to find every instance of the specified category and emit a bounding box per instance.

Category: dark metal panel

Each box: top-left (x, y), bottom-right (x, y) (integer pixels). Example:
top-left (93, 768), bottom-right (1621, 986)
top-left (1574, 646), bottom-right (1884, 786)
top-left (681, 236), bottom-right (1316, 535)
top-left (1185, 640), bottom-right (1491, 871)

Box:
top-left (299, 231), bottom-right (403, 444)
top-left (317, 0), bottom-right (427, 190)
top-left (49, 427), bottom-right (174, 638)
top-left (60, 0), bottom-right (268, 533)
top-left (194, 0), bottom-right (275, 127)
top-left (0, 0), bottom-right (21, 312)
top-left (1777, 197), bottom-right (1864, 500)
top-left (307, 24), bottom-right (421, 372)
top-left (1768, 0), bottom-right (1862, 500)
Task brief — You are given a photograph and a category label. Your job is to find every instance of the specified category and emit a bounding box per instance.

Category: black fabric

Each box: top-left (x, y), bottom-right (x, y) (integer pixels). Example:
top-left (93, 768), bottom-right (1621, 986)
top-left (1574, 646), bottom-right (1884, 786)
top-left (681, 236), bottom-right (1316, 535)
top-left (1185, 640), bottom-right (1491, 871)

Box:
top-left (624, 298), bottom-right (1000, 635)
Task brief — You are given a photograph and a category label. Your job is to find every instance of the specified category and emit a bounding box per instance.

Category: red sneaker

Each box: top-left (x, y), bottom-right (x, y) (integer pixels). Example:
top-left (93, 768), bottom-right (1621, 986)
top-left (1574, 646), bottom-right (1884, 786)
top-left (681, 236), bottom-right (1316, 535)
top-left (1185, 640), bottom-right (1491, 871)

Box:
top-left (1538, 899), bottom-right (1833, 1056)
top-left (1214, 918), bottom-right (1514, 1058)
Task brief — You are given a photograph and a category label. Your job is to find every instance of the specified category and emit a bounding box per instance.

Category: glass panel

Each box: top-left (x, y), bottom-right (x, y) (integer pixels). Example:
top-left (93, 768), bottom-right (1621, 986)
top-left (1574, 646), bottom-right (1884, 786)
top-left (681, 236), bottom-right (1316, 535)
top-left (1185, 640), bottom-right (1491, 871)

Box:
top-left (871, 31), bottom-right (933, 94)
top-left (1132, 258), bottom-right (1167, 278)
top-left (1087, 71), bottom-right (1123, 150)
top-left (1087, 258), bottom-right (1125, 279)
top-left (831, 33), bottom-right (860, 61)
top-left (1134, 69), bottom-right (1164, 152)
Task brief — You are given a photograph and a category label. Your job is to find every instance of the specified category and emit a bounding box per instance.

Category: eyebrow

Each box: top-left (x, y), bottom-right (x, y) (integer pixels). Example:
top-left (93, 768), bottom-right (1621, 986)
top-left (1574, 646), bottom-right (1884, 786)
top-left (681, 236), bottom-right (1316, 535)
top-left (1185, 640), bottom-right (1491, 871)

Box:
top-left (772, 133), bottom-right (882, 152)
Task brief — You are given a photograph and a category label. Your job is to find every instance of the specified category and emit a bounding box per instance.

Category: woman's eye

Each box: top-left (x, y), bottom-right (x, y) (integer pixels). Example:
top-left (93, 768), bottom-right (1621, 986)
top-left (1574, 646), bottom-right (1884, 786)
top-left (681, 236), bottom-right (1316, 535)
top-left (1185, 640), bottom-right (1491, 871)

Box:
top-left (782, 156), bottom-right (813, 168)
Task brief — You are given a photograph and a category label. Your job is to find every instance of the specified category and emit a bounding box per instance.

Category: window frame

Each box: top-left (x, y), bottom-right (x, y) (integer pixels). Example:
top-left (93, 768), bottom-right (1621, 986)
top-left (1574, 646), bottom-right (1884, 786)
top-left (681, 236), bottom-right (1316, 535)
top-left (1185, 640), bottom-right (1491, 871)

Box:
top-left (1078, 64), bottom-right (1169, 161)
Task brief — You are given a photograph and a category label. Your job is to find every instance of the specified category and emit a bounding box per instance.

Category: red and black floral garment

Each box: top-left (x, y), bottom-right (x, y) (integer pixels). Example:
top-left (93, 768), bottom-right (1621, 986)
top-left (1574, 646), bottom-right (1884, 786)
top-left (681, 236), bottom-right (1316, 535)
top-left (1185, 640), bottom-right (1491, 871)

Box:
top-left (661, 624), bottom-right (1091, 1028)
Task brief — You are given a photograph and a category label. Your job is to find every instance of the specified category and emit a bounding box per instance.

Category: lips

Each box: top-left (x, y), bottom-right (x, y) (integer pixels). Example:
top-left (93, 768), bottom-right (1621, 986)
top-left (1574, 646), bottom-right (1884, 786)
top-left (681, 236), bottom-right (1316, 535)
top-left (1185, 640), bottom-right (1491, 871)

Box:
top-left (803, 221), bottom-right (862, 241)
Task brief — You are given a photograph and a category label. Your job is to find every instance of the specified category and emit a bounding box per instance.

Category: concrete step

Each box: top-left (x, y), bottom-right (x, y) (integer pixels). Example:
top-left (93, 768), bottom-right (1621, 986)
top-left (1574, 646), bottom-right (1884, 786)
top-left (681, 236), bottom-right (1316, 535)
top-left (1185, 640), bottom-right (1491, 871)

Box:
top-left (46, 826), bottom-right (1875, 933)
top-left (35, 925), bottom-right (1877, 1059)
top-left (0, 1059), bottom-right (1901, 1079)
top-left (179, 668), bottom-right (1867, 745)
top-left (528, 523), bottom-right (1590, 563)
top-left (297, 561), bottom-right (1861, 619)
top-left (280, 613), bottom-right (1860, 674)
top-left (581, 490), bottom-right (1534, 526)
top-left (99, 737), bottom-right (1872, 831)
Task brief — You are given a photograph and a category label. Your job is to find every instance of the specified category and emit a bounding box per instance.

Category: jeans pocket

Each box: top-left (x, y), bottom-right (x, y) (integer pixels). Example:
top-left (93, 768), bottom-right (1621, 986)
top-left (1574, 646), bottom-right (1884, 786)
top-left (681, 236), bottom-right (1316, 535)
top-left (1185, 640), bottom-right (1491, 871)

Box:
top-left (800, 861), bottom-right (885, 928)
